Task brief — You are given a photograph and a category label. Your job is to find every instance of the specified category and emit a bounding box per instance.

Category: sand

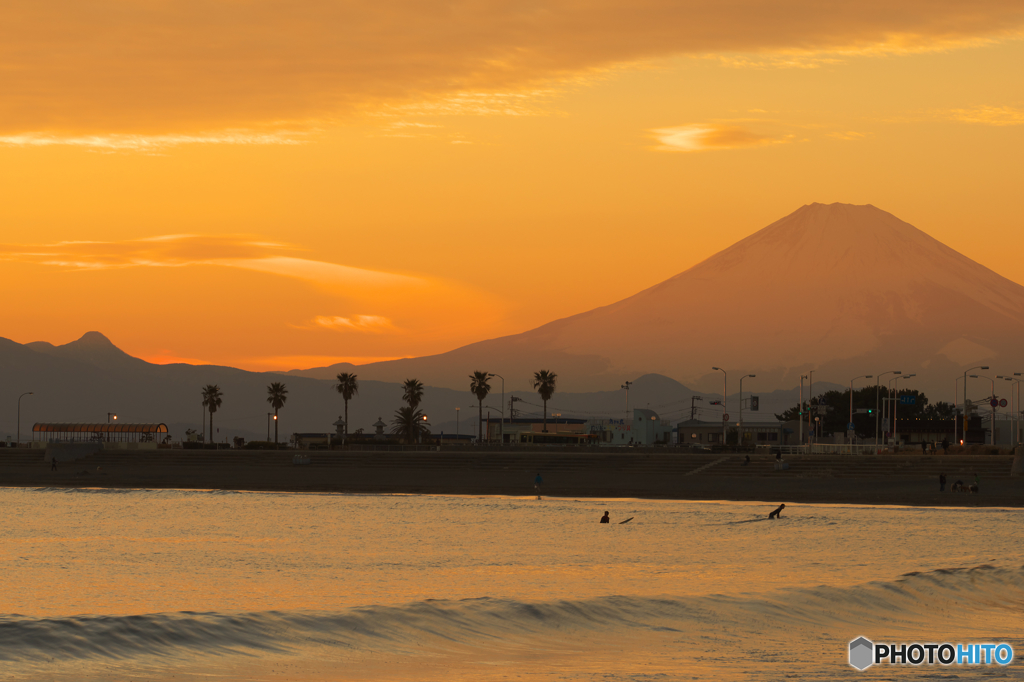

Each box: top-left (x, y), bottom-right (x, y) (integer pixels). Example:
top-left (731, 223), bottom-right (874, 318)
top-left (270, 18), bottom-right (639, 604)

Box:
top-left (1, 448), bottom-right (1021, 507)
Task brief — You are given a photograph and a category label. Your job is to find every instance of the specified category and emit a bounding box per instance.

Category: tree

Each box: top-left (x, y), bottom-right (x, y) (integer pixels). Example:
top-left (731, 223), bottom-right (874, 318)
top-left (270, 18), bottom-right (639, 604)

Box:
top-left (402, 378), bottom-right (424, 409)
top-left (390, 406), bottom-right (430, 444)
top-left (532, 370), bottom-right (557, 433)
top-left (201, 384), bottom-right (223, 445)
top-left (266, 382), bottom-right (289, 445)
top-left (335, 373), bottom-right (359, 445)
top-left (776, 387), bottom-right (934, 438)
top-left (469, 371), bottom-right (491, 442)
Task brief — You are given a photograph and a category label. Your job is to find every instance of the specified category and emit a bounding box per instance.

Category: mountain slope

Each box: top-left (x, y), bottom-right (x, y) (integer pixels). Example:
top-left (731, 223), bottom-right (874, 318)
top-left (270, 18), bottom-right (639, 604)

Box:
top-left (332, 203), bottom-right (1024, 394)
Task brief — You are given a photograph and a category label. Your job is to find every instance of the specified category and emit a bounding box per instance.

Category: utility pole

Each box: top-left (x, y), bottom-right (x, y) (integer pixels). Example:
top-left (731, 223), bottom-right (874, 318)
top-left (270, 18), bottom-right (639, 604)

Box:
top-left (690, 395), bottom-right (703, 421)
top-left (621, 381), bottom-right (632, 422)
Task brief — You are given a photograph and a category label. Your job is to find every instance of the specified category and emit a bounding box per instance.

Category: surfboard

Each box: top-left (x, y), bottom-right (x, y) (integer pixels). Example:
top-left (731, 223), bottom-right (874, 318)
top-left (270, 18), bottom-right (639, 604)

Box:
top-left (619, 517), bottom-right (634, 524)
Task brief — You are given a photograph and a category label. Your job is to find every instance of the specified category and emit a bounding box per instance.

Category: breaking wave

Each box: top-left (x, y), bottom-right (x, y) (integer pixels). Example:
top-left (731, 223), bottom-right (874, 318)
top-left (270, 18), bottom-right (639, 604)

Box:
top-left (2, 565), bottom-right (1021, 662)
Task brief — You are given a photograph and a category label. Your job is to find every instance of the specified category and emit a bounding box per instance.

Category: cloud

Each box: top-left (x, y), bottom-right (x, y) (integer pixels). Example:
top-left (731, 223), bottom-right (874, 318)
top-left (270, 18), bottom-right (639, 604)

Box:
top-left (652, 124), bottom-right (790, 152)
top-left (0, 235), bottom-right (422, 289)
top-left (0, 131), bottom-right (305, 151)
top-left (2, 1), bottom-right (1022, 135)
top-left (829, 131), bottom-right (870, 140)
top-left (949, 105), bottom-right (1024, 126)
top-left (313, 315), bottom-right (399, 334)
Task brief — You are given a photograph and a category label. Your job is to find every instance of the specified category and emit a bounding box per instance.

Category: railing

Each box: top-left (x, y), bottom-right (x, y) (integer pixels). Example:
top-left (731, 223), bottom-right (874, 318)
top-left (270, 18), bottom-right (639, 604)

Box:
top-left (811, 444), bottom-right (880, 455)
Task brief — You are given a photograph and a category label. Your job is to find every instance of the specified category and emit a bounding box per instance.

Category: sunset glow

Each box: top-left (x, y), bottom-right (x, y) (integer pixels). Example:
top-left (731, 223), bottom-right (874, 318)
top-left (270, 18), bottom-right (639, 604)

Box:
top-left (2, 1), bottom-right (1023, 369)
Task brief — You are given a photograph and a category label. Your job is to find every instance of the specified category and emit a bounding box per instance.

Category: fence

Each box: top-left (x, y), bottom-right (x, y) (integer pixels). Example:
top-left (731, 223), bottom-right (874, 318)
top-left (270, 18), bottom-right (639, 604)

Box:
top-left (811, 444), bottom-right (880, 455)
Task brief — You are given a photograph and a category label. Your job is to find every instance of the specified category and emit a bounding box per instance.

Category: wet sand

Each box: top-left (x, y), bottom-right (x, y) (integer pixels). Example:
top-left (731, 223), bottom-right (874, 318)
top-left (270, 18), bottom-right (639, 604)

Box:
top-left (2, 449), bottom-right (1020, 507)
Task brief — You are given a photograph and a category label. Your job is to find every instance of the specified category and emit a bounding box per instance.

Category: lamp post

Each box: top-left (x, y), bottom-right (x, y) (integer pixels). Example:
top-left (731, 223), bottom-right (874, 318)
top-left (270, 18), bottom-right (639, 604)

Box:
top-left (847, 375), bottom-right (873, 444)
top-left (17, 392), bottom-right (33, 447)
top-left (970, 374), bottom-right (996, 445)
top-left (799, 375), bottom-right (806, 446)
top-left (739, 374), bottom-right (755, 446)
top-left (954, 376), bottom-right (964, 445)
top-left (267, 413), bottom-right (273, 442)
top-left (488, 373), bottom-right (505, 445)
top-left (621, 381), bottom-right (632, 423)
top-left (456, 407), bottom-right (460, 439)
top-left (874, 372), bottom-right (899, 446)
top-left (892, 374), bottom-right (915, 446)
top-left (963, 365), bottom-right (989, 445)
top-left (712, 368), bottom-right (726, 446)
top-left (807, 370), bottom-right (815, 445)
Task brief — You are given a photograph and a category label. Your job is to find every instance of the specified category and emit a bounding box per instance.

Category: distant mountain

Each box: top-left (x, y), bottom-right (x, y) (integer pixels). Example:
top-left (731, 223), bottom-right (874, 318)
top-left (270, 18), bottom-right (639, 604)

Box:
top-left (0, 334), bottom-right (832, 442)
top-left (299, 203), bottom-right (1024, 397)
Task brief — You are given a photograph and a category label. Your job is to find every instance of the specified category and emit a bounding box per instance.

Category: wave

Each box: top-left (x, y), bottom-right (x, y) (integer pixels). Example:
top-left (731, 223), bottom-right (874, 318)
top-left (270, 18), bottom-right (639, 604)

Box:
top-left (2, 565), bottom-right (1022, 662)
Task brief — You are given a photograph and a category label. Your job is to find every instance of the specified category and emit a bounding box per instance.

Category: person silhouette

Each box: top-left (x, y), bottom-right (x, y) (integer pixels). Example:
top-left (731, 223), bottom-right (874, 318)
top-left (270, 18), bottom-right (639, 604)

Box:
top-left (768, 503), bottom-right (785, 519)
top-left (534, 473), bottom-right (543, 499)
top-left (600, 511), bottom-right (610, 523)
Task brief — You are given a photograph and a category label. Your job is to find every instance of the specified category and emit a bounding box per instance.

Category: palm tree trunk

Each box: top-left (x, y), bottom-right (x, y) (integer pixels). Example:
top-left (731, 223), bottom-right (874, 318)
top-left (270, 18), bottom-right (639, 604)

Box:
top-left (543, 399), bottom-right (548, 432)
top-left (344, 399), bottom-right (349, 447)
top-left (274, 408), bottom-right (279, 446)
top-left (210, 410), bottom-right (214, 446)
top-left (478, 400), bottom-right (483, 441)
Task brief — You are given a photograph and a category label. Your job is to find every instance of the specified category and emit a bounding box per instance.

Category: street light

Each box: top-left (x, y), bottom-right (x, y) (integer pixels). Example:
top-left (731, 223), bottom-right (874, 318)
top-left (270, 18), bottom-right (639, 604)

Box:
top-left (456, 407), bottom-right (460, 439)
top-left (848, 375), bottom-right (872, 444)
top-left (963, 365), bottom-right (989, 445)
top-left (712, 368), bottom-right (727, 446)
top-left (739, 374), bottom-right (755, 445)
top-left (969, 374), bottom-right (996, 445)
top-left (488, 373), bottom-right (505, 445)
top-left (17, 392), bottom-right (33, 447)
top-left (621, 381), bottom-right (632, 422)
top-left (799, 375), bottom-right (807, 446)
top-left (954, 375), bottom-right (965, 445)
top-left (892, 374), bottom-right (915, 446)
top-left (807, 370), bottom-right (815, 445)
top-left (875, 372), bottom-right (899, 446)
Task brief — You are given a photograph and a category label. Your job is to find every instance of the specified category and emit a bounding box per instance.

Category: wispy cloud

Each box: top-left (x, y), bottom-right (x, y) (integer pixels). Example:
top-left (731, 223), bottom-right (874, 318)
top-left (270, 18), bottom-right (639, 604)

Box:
top-left (949, 105), bottom-right (1024, 126)
top-left (652, 124), bottom-right (791, 152)
top-left (313, 315), bottom-right (399, 334)
top-left (0, 131), bottom-right (307, 152)
top-left (0, 235), bottom-right (421, 289)
top-left (3, 1), bottom-right (1021, 136)
top-left (829, 131), bottom-right (870, 141)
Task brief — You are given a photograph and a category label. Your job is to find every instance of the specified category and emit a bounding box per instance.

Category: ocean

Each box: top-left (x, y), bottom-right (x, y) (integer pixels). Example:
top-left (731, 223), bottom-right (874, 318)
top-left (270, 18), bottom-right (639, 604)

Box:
top-left (1, 487), bottom-right (1022, 680)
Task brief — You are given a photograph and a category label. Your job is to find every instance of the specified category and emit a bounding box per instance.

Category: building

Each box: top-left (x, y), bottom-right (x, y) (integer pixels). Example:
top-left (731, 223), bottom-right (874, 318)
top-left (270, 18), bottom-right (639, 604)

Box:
top-left (587, 409), bottom-right (673, 446)
top-left (485, 417), bottom-right (591, 444)
top-left (32, 422), bottom-right (169, 448)
top-left (676, 418), bottom-right (789, 446)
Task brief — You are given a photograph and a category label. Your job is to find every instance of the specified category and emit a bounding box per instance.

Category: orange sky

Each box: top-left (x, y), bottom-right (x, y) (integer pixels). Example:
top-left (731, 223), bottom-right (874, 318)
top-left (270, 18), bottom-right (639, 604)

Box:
top-left (2, 1), bottom-right (1023, 370)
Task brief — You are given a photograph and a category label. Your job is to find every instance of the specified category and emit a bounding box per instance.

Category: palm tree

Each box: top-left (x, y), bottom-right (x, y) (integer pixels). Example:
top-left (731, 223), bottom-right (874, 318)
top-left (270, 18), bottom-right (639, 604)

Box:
top-left (469, 371), bottom-right (491, 442)
top-left (335, 373), bottom-right (359, 445)
top-left (532, 370), bottom-right (557, 433)
top-left (390, 406), bottom-right (430, 444)
top-left (402, 378), bottom-right (424, 410)
top-left (266, 382), bottom-right (289, 445)
top-left (201, 384), bottom-right (223, 445)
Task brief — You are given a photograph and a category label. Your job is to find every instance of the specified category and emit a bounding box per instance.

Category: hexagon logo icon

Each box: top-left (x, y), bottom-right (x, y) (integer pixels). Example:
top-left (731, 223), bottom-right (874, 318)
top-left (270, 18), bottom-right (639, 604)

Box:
top-left (849, 637), bottom-right (874, 670)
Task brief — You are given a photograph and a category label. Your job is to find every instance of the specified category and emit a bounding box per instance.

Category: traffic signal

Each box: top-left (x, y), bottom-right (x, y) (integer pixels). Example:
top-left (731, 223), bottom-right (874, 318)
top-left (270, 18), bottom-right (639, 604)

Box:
top-left (751, 396), bottom-right (759, 411)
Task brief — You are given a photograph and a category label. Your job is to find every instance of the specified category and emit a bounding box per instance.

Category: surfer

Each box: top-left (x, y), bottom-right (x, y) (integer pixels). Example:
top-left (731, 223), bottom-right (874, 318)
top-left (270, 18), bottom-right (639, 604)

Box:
top-left (600, 511), bottom-right (610, 523)
top-left (768, 503), bottom-right (785, 519)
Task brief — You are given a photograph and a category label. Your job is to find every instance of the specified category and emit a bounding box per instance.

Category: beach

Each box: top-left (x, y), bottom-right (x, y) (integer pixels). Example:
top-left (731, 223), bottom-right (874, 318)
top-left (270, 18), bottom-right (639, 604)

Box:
top-left (1, 448), bottom-right (1020, 507)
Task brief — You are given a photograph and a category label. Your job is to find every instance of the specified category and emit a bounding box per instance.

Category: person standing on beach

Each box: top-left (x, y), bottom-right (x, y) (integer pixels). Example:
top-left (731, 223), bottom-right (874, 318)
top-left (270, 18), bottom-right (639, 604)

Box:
top-left (50, 456), bottom-right (57, 471)
top-left (600, 511), bottom-right (610, 523)
top-left (534, 473), bottom-right (543, 499)
top-left (939, 472), bottom-right (946, 492)
top-left (768, 503), bottom-right (785, 519)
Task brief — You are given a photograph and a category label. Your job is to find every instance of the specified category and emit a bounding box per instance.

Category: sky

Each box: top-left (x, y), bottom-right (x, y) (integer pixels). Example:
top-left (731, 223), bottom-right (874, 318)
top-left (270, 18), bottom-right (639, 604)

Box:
top-left (1, 1), bottom-right (1023, 371)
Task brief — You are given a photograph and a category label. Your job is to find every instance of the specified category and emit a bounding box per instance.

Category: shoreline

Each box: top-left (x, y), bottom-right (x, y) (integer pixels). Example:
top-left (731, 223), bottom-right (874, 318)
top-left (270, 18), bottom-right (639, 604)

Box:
top-left (2, 449), bottom-right (1020, 508)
